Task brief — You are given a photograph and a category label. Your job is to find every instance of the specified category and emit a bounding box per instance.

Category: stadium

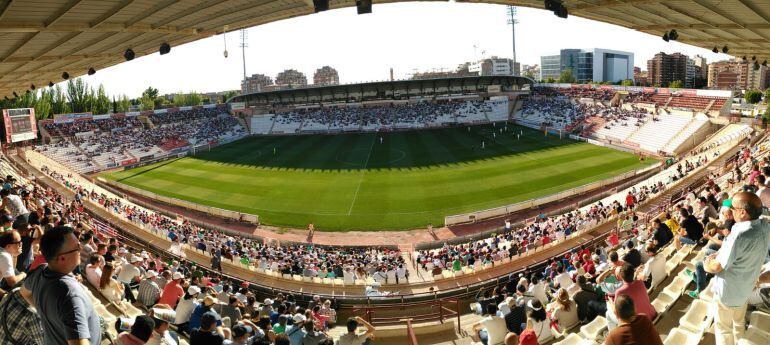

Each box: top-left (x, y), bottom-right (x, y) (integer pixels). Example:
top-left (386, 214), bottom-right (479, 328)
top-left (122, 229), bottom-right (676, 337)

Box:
top-left (0, 1), bottom-right (769, 345)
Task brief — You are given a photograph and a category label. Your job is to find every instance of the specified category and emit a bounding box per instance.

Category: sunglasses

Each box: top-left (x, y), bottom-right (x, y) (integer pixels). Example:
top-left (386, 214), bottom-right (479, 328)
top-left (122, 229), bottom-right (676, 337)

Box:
top-left (58, 244), bottom-right (81, 257)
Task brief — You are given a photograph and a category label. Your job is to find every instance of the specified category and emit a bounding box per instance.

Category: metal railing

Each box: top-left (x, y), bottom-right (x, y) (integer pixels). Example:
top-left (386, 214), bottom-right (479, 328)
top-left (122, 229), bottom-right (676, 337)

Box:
top-left (405, 319), bottom-right (419, 345)
top-left (351, 298), bottom-right (461, 333)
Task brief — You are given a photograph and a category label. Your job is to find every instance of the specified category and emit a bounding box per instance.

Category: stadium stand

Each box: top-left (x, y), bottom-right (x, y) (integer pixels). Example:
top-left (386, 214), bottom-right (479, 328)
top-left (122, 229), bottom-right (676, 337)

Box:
top-left (36, 107), bottom-right (247, 173)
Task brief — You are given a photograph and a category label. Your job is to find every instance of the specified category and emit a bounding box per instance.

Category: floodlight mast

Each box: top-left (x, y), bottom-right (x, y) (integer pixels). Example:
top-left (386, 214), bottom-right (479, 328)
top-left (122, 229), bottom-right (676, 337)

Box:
top-left (507, 6), bottom-right (519, 76)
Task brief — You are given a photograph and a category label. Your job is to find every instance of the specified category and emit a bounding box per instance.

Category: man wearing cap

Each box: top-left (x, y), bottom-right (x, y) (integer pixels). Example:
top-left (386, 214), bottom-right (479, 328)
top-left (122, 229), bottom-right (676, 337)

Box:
top-left (138, 270), bottom-right (162, 308)
top-left (226, 319), bottom-right (264, 345)
top-left (190, 312), bottom-right (225, 345)
top-left (117, 254), bottom-right (143, 288)
top-left (284, 313), bottom-right (307, 345)
top-left (1, 214), bottom-right (14, 231)
top-left (704, 192), bottom-right (770, 345)
top-left (158, 271), bottom-right (185, 308)
top-left (174, 285), bottom-right (201, 334)
top-left (188, 295), bottom-right (223, 333)
top-left (147, 305), bottom-right (179, 345)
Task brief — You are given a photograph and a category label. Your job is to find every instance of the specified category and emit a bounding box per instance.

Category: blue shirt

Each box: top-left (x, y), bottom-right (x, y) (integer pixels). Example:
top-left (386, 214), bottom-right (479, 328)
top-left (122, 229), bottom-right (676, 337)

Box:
top-left (713, 219), bottom-right (770, 307)
top-left (286, 325), bottom-right (306, 345)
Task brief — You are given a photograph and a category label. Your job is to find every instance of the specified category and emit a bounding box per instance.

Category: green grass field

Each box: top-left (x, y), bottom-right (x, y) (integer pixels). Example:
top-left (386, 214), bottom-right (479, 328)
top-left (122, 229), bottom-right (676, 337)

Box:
top-left (102, 124), bottom-right (654, 231)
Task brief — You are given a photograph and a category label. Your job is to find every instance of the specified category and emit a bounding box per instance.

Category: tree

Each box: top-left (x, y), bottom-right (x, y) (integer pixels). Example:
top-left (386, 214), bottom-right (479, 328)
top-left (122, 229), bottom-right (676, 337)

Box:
top-left (522, 70), bottom-right (537, 80)
top-left (117, 95), bottom-right (132, 112)
top-left (66, 79), bottom-right (91, 112)
top-left (764, 87), bottom-right (770, 103)
top-left (669, 80), bottom-right (684, 88)
top-left (51, 85), bottom-right (70, 115)
top-left (620, 79), bottom-right (634, 86)
top-left (545, 77), bottom-right (556, 83)
top-left (558, 69), bottom-right (576, 83)
top-left (763, 106), bottom-right (770, 127)
top-left (93, 84), bottom-right (111, 114)
top-left (745, 89), bottom-right (762, 104)
top-left (139, 95), bottom-right (154, 111)
top-left (221, 90), bottom-right (238, 103)
top-left (142, 87), bottom-right (159, 100)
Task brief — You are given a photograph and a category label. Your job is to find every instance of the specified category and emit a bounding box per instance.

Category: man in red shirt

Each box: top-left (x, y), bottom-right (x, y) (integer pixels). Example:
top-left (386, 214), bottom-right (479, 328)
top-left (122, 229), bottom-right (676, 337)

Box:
top-left (157, 271), bottom-right (185, 308)
top-left (613, 263), bottom-right (656, 320)
top-left (625, 192), bottom-right (636, 209)
top-left (605, 295), bottom-right (663, 345)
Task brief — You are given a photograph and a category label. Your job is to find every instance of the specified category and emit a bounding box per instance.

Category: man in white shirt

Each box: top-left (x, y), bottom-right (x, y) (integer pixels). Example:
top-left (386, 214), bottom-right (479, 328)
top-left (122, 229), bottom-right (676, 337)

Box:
top-left (1, 189), bottom-right (28, 219)
top-left (528, 276), bottom-right (549, 305)
top-left (472, 304), bottom-right (507, 345)
top-left (84, 254), bottom-right (104, 288)
top-left (756, 176), bottom-right (770, 207)
top-left (117, 255), bottom-right (143, 288)
top-left (704, 192), bottom-right (770, 345)
top-left (554, 265), bottom-right (573, 289)
top-left (638, 243), bottom-right (666, 289)
top-left (0, 230), bottom-right (25, 289)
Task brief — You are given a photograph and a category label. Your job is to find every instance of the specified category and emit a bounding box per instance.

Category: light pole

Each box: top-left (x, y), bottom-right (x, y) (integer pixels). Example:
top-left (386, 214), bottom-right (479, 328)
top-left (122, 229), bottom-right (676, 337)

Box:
top-left (240, 29), bottom-right (248, 80)
top-left (507, 6), bottom-right (519, 76)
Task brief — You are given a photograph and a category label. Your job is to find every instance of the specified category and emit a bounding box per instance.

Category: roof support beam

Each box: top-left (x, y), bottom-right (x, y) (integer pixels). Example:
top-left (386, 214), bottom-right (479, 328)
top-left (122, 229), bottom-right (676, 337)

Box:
top-left (690, 0), bottom-right (770, 43)
top-left (0, 0), bottom-right (12, 22)
top-left (572, 0), bottom-right (662, 11)
top-left (0, 22), bottom-right (198, 34)
top-left (46, 0), bottom-right (85, 27)
top-left (90, 0), bottom-right (137, 28)
top-left (152, 0), bottom-right (229, 29)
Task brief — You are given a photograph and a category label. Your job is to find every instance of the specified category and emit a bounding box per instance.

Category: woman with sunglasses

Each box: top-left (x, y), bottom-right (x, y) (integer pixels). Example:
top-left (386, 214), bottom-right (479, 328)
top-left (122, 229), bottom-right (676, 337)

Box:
top-left (0, 230), bottom-right (25, 289)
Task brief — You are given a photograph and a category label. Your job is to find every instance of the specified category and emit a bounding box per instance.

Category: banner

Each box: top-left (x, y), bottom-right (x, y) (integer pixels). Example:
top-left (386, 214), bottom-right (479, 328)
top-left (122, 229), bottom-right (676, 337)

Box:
top-left (121, 158), bottom-right (137, 166)
top-left (53, 112), bottom-right (92, 124)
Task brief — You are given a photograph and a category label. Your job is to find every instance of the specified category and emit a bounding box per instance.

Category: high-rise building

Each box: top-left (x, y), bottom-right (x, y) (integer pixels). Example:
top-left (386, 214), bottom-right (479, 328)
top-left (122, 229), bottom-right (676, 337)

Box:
top-left (241, 74), bottom-right (273, 94)
top-left (692, 54), bottom-right (708, 80)
top-left (707, 59), bottom-right (767, 90)
top-left (469, 56), bottom-right (520, 76)
top-left (313, 66), bottom-right (339, 86)
top-left (539, 48), bottom-right (633, 83)
top-left (647, 52), bottom-right (688, 87)
top-left (275, 69), bottom-right (308, 87)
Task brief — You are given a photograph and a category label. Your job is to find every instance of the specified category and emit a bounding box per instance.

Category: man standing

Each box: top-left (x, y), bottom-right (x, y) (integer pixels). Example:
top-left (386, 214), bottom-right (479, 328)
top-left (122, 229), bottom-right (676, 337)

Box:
top-left (705, 192), bottom-right (770, 345)
top-left (21, 225), bottom-right (102, 345)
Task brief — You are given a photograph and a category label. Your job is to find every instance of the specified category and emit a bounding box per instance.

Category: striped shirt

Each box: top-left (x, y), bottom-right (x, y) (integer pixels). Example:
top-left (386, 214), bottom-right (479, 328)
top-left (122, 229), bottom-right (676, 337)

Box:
top-left (138, 279), bottom-right (161, 307)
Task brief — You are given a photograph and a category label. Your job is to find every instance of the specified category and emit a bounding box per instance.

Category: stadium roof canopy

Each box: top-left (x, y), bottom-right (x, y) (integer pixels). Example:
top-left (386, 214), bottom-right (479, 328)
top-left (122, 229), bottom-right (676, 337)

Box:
top-left (1, 0), bottom-right (770, 99)
top-left (229, 75), bottom-right (532, 104)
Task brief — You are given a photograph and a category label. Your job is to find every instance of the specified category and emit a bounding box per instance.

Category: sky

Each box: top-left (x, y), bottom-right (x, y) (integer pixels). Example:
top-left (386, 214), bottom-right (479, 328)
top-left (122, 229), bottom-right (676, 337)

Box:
top-left (78, 2), bottom-right (731, 99)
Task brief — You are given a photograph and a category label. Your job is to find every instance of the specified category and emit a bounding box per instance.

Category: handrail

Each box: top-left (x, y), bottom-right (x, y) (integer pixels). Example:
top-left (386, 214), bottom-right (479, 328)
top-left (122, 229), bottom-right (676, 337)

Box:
top-left (404, 319), bottom-right (419, 345)
top-left (351, 298), bottom-right (461, 333)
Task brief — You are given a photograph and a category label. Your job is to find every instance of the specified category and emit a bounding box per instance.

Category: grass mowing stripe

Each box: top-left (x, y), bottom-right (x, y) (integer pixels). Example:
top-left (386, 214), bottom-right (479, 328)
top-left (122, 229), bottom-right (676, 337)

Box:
top-left (103, 124), bottom-right (655, 230)
top-left (348, 133), bottom-right (377, 215)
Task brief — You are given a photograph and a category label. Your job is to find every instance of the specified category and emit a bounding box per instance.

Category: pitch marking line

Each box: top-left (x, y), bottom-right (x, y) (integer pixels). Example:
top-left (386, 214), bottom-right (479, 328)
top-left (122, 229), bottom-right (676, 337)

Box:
top-left (347, 135), bottom-right (377, 215)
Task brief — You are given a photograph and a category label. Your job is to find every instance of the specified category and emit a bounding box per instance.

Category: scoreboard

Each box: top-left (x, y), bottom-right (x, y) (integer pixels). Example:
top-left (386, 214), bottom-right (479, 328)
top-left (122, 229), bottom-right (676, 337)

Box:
top-left (2, 108), bottom-right (37, 143)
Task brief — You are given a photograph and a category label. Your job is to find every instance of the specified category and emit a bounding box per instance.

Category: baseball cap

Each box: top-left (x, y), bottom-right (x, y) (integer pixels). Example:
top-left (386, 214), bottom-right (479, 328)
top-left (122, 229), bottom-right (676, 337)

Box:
top-left (201, 312), bottom-right (218, 329)
top-left (145, 270), bottom-right (158, 279)
top-left (187, 286), bottom-right (202, 295)
top-left (172, 272), bottom-right (183, 280)
top-left (723, 199), bottom-right (733, 208)
top-left (151, 308), bottom-right (176, 324)
top-left (232, 324), bottom-right (252, 338)
top-left (1, 214), bottom-right (13, 223)
top-left (202, 295), bottom-right (216, 306)
top-left (263, 298), bottom-right (273, 306)
top-left (130, 255), bottom-right (142, 263)
top-left (292, 314), bottom-right (307, 324)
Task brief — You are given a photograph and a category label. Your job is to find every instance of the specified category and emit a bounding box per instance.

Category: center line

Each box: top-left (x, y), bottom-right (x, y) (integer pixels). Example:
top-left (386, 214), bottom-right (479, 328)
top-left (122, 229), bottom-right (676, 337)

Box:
top-left (347, 134), bottom-right (377, 215)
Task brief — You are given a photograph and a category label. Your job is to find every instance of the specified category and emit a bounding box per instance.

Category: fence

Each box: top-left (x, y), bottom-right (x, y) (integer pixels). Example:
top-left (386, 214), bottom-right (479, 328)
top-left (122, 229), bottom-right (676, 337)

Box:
top-left (98, 177), bottom-right (259, 224)
top-left (351, 298), bottom-right (461, 332)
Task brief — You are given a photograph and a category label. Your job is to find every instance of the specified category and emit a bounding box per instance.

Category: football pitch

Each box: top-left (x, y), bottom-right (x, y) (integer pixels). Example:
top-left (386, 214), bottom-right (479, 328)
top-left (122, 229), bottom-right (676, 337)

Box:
top-left (102, 124), bottom-right (655, 231)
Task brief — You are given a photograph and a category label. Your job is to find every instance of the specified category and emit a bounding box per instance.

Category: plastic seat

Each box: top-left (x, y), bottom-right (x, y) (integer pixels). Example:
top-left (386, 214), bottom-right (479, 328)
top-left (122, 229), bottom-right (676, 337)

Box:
top-left (302, 276), bottom-right (312, 283)
top-left (678, 299), bottom-right (712, 333)
top-left (552, 333), bottom-right (586, 345)
top-left (312, 277), bottom-right (322, 284)
top-left (453, 270), bottom-right (464, 277)
top-left (282, 273), bottom-right (292, 279)
top-left (668, 274), bottom-right (690, 294)
top-left (738, 326), bottom-right (770, 345)
top-left (652, 290), bottom-right (677, 315)
top-left (748, 311), bottom-right (770, 333)
top-left (699, 280), bottom-right (715, 301)
top-left (579, 315), bottom-right (608, 341)
top-left (663, 327), bottom-right (703, 345)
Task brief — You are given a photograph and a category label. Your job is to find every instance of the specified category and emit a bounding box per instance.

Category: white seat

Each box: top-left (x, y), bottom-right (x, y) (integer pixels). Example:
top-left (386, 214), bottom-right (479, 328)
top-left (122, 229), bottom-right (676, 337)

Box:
top-left (738, 326), bottom-right (770, 345)
top-left (748, 311), bottom-right (770, 333)
top-left (668, 274), bottom-right (690, 294)
top-left (652, 289), bottom-right (678, 314)
top-left (663, 327), bottom-right (701, 345)
top-left (552, 333), bottom-right (588, 345)
top-left (678, 299), bottom-right (712, 334)
top-left (579, 315), bottom-right (608, 341)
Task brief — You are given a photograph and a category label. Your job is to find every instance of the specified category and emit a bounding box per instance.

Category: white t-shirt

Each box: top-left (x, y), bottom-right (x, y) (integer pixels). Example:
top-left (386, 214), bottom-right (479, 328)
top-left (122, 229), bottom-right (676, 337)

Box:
top-left (555, 272), bottom-right (573, 289)
top-left (0, 249), bottom-right (14, 280)
top-left (117, 263), bottom-right (141, 284)
top-left (480, 316), bottom-right (508, 345)
top-left (642, 254), bottom-right (666, 288)
top-left (175, 299), bottom-right (198, 324)
top-left (85, 265), bottom-right (102, 288)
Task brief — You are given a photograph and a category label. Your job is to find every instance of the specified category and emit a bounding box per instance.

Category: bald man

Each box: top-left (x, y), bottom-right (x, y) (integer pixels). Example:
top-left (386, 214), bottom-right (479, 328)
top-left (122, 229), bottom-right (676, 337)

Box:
top-left (704, 192), bottom-right (770, 345)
